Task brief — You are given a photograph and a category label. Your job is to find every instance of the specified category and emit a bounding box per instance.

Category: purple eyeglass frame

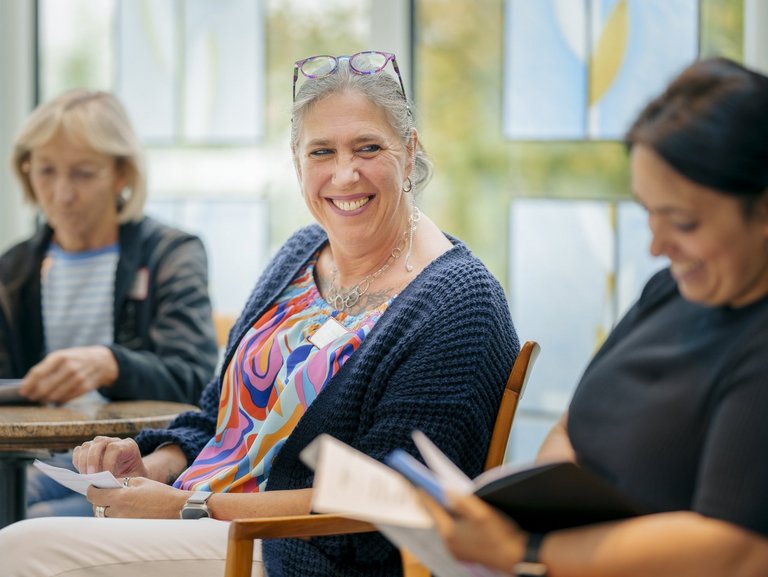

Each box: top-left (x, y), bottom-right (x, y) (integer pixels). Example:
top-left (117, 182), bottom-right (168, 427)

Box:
top-left (292, 50), bottom-right (407, 102)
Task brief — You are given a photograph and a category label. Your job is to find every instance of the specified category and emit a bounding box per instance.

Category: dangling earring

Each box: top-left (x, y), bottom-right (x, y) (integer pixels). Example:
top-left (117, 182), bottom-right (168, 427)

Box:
top-left (405, 202), bottom-right (421, 272)
top-left (402, 177), bottom-right (413, 193)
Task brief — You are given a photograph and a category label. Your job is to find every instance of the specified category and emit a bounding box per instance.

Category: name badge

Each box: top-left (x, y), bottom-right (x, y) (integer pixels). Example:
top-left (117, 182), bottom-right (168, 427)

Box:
top-left (128, 267), bottom-right (149, 300)
top-left (308, 317), bottom-right (349, 349)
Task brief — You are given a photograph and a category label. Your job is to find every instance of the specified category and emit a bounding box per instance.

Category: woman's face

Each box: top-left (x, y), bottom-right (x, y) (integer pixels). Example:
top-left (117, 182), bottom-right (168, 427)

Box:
top-left (28, 128), bottom-right (126, 251)
top-left (632, 144), bottom-right (768, 307)
top-left (294, 90), bottom-right (414, 253)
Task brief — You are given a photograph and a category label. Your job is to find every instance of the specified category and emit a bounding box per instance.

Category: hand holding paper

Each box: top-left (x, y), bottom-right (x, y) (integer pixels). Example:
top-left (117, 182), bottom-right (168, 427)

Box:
top-left (32, 459), bottom-right (122, 496)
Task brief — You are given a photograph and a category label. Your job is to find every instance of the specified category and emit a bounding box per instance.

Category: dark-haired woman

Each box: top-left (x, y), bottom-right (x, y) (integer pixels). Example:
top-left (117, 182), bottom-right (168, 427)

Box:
top-left (422, 57), bottom-right (768, 577)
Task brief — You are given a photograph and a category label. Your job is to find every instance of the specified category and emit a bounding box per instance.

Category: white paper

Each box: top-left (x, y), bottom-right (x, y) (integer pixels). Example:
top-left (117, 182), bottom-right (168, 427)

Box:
top-left (379, 523), bottom-right (505, 577)
top-left (32, 459), bottom-right (122, 495)
top-left (303, 435), bottom-right (433, 528)
top-left (0, 378), bottom-right (26, 403)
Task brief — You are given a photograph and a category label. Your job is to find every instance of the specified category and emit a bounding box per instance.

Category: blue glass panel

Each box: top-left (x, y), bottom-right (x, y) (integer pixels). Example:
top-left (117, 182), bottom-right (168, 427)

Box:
top-left (183, 0), bottom-right (265, 143)
top-left (508, 199), bottom-right (614, 414)
top-left (503, 0), bottom-right (589, 139)
top-left (616, 201), bottom-right (667, 316)
top-left (590, 0), bottom-right (699, 139)
top-left (115, 0), bottom-right (178, 142)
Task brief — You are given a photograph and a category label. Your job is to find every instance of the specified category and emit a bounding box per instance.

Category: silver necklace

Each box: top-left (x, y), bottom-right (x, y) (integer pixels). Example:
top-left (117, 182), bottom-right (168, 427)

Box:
top-left (327, 207), bottom-right (421, 311)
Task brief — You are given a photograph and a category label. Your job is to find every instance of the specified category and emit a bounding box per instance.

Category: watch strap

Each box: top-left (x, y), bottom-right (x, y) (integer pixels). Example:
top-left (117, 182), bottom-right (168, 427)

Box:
top-left (513, 532), bottom-right (548, 576)
top-left (188, 490), bottom-right (213, 505)
top-left (180, 490), bottom-right (213, 519)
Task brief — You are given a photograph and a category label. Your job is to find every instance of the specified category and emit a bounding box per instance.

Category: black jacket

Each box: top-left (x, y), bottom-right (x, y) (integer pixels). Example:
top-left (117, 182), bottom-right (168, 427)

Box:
top-left (0, 216), bottom-right (218, 403)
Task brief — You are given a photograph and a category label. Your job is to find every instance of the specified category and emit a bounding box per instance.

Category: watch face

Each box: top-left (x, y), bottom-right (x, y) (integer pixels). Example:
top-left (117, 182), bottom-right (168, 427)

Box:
top-left (181, 504), bottom-right (210, 520)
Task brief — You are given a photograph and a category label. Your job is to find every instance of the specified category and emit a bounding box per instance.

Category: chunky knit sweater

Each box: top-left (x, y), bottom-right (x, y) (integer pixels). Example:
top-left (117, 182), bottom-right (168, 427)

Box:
top-left (136, 225), bottom-right (519, 576)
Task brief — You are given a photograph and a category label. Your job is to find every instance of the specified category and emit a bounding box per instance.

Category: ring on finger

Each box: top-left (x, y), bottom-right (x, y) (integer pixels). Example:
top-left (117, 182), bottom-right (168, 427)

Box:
top-left (122, 477), bottom-right (130, 488)
top-left (94, 505), bottom-right (108, 518)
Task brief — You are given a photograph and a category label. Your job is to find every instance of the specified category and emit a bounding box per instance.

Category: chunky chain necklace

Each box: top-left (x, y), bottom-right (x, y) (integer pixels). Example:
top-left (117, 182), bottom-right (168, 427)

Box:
top-left (327, 207), bottom-right (420, 311)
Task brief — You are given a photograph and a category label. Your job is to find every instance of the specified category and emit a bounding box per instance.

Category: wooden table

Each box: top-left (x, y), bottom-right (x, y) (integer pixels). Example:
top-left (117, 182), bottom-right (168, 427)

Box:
top-left (0, 399), bottom-right (198, 529)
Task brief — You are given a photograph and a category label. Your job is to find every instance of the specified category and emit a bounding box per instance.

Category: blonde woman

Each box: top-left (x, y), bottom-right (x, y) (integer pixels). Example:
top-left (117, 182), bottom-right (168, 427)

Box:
top-left (1, 90), bottom-right (217, 517)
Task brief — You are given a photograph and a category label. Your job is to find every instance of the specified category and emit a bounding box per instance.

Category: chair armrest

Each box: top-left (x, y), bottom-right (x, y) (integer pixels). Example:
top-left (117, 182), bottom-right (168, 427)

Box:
top-left (224, 514), bottom-right (377, 577)
top-left (229, 513), bottom-right (376, 540)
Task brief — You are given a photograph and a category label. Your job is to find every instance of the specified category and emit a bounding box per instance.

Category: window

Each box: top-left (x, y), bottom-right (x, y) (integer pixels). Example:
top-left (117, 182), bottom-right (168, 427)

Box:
top-left (36, 0), bottom-right (746, 461)
top-left (415, 0), bottom-right (744, 462)
top-left (37, 0), bottom-right (373, 314)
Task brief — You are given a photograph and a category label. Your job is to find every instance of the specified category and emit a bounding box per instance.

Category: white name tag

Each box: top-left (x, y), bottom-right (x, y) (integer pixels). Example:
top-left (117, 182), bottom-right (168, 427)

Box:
top-left (308, 317), bottom-right (349, 349)
top-left (128, 267), bottom-right (149, 300)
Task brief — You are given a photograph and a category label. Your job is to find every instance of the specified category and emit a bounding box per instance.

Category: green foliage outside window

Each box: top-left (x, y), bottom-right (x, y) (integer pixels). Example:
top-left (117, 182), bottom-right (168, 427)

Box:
top-left (415, 0), bottom-right (743, 280)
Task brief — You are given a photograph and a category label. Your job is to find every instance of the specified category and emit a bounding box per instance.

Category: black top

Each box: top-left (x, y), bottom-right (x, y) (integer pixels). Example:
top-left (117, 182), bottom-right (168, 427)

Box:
top-left (569, 269), bottom-right (768, 537)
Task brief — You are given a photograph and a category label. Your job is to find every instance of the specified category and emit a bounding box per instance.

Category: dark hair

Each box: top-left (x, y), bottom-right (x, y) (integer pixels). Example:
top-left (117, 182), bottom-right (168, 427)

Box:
top-left (626, 57), bottom-right (768, 210)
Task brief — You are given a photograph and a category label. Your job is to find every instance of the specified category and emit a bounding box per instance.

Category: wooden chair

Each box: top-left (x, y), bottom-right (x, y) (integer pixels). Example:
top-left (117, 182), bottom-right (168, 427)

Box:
top-left (213, 312), bottom-right (237, 349)
top-left (224, 340), bottom-right (541, 577)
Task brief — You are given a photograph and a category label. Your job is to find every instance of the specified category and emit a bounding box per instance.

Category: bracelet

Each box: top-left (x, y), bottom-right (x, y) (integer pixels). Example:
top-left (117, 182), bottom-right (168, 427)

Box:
top-left (512, 532), bottom-right (547, 576)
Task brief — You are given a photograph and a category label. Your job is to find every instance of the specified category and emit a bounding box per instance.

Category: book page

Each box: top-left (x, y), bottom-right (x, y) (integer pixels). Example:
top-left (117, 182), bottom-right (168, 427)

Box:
top-left (412, 430), bottom-right (475, 494)
top-left (302, 434), bottom-right (433, 528)
top-left (378, 524), bottom-right (505, 577)
top-left (303, 435), bottom-right (507, 577)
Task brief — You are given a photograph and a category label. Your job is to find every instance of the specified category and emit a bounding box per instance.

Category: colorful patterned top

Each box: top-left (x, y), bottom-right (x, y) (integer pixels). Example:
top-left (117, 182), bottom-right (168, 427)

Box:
top-left (174, 256), bottom-right (391, 492)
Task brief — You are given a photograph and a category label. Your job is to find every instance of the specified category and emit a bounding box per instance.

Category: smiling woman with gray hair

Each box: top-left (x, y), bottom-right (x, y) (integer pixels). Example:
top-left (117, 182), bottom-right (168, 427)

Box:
top-left (0, 52), bottom-right (518, 577)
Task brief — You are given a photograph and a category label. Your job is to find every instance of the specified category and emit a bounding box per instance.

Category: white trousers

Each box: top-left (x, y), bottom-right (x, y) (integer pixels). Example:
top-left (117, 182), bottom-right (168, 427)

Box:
top-left (0, 517), bottom-right (264, 577)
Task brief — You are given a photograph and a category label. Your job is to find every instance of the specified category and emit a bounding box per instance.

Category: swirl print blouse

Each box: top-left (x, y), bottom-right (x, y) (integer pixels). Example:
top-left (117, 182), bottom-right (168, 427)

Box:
top-left (174, 256), bottom-right (391, 492)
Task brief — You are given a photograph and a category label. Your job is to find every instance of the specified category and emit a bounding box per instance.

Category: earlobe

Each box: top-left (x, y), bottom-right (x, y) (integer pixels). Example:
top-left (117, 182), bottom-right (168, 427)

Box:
top-left (114, 176), bottom-right (129, 199)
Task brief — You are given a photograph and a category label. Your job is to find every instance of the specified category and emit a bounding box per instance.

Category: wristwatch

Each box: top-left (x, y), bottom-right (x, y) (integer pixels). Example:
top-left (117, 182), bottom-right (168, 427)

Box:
top-left (512, 532), bottom-right (548, 576)
top-left (180, 490), bottom-right (213, 519)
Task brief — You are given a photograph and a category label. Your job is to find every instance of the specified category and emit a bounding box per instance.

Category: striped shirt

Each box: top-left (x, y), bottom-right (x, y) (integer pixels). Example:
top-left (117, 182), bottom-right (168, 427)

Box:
top-left (41, 243), bottom-right (119, 354)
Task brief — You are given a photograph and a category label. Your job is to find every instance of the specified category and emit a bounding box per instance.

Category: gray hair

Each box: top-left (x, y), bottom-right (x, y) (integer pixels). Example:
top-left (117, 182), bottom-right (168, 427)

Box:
top-left (10, 89), bottom-right (147, 223)
top-left (291, 63), bottom-right (433, 195)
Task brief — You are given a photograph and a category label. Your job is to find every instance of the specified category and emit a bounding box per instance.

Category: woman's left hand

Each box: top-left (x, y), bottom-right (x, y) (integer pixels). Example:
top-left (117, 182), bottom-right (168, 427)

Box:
top-left (86, 477), bottom-right (190, 519)
top-left (420, 491), bottom-right (527, 573)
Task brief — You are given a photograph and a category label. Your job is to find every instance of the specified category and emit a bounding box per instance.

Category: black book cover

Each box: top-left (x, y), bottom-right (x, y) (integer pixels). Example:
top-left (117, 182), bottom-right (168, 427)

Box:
top-left (473, 461), bottom-right (647, 532)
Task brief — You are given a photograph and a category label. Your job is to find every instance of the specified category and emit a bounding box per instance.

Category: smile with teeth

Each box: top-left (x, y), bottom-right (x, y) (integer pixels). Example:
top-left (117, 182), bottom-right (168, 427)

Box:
top-left (331, 196), bottom-right (371, 211)
top-left (672, 261), bottom-right (702, 278)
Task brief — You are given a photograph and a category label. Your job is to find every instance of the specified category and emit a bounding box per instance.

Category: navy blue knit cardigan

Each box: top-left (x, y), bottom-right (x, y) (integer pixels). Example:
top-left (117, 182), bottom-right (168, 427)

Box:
top-left (136, 225), bottom-right (519, 576)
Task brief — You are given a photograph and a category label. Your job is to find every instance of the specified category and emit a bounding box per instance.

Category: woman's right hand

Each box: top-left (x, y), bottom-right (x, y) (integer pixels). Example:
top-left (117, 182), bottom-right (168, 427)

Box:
top-left (420, 491), bottom-right (527, 573)
top-left (72, 435), bottom-right (149, 477)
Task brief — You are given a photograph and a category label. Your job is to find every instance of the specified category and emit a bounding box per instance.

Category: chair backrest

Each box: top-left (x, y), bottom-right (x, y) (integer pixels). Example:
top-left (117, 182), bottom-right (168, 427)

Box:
top-left (402, 340), bottom-right (539, 577)
top-left (483, 340), bottom-right (541, 470)
top-left (213, 312), bottom-right (237, 349)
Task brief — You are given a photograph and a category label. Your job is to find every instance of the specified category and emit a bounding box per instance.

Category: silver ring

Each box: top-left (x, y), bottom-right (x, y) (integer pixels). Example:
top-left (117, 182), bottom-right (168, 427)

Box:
top-left (94, 505), bottom-right (107, 518)
top-left (122, 477), bottom-right (130, 488)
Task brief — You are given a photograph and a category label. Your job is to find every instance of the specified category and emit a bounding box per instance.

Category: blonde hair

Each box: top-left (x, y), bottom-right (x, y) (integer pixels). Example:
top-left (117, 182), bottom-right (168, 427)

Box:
top-left (10, 89), bottom-right (147, 223)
